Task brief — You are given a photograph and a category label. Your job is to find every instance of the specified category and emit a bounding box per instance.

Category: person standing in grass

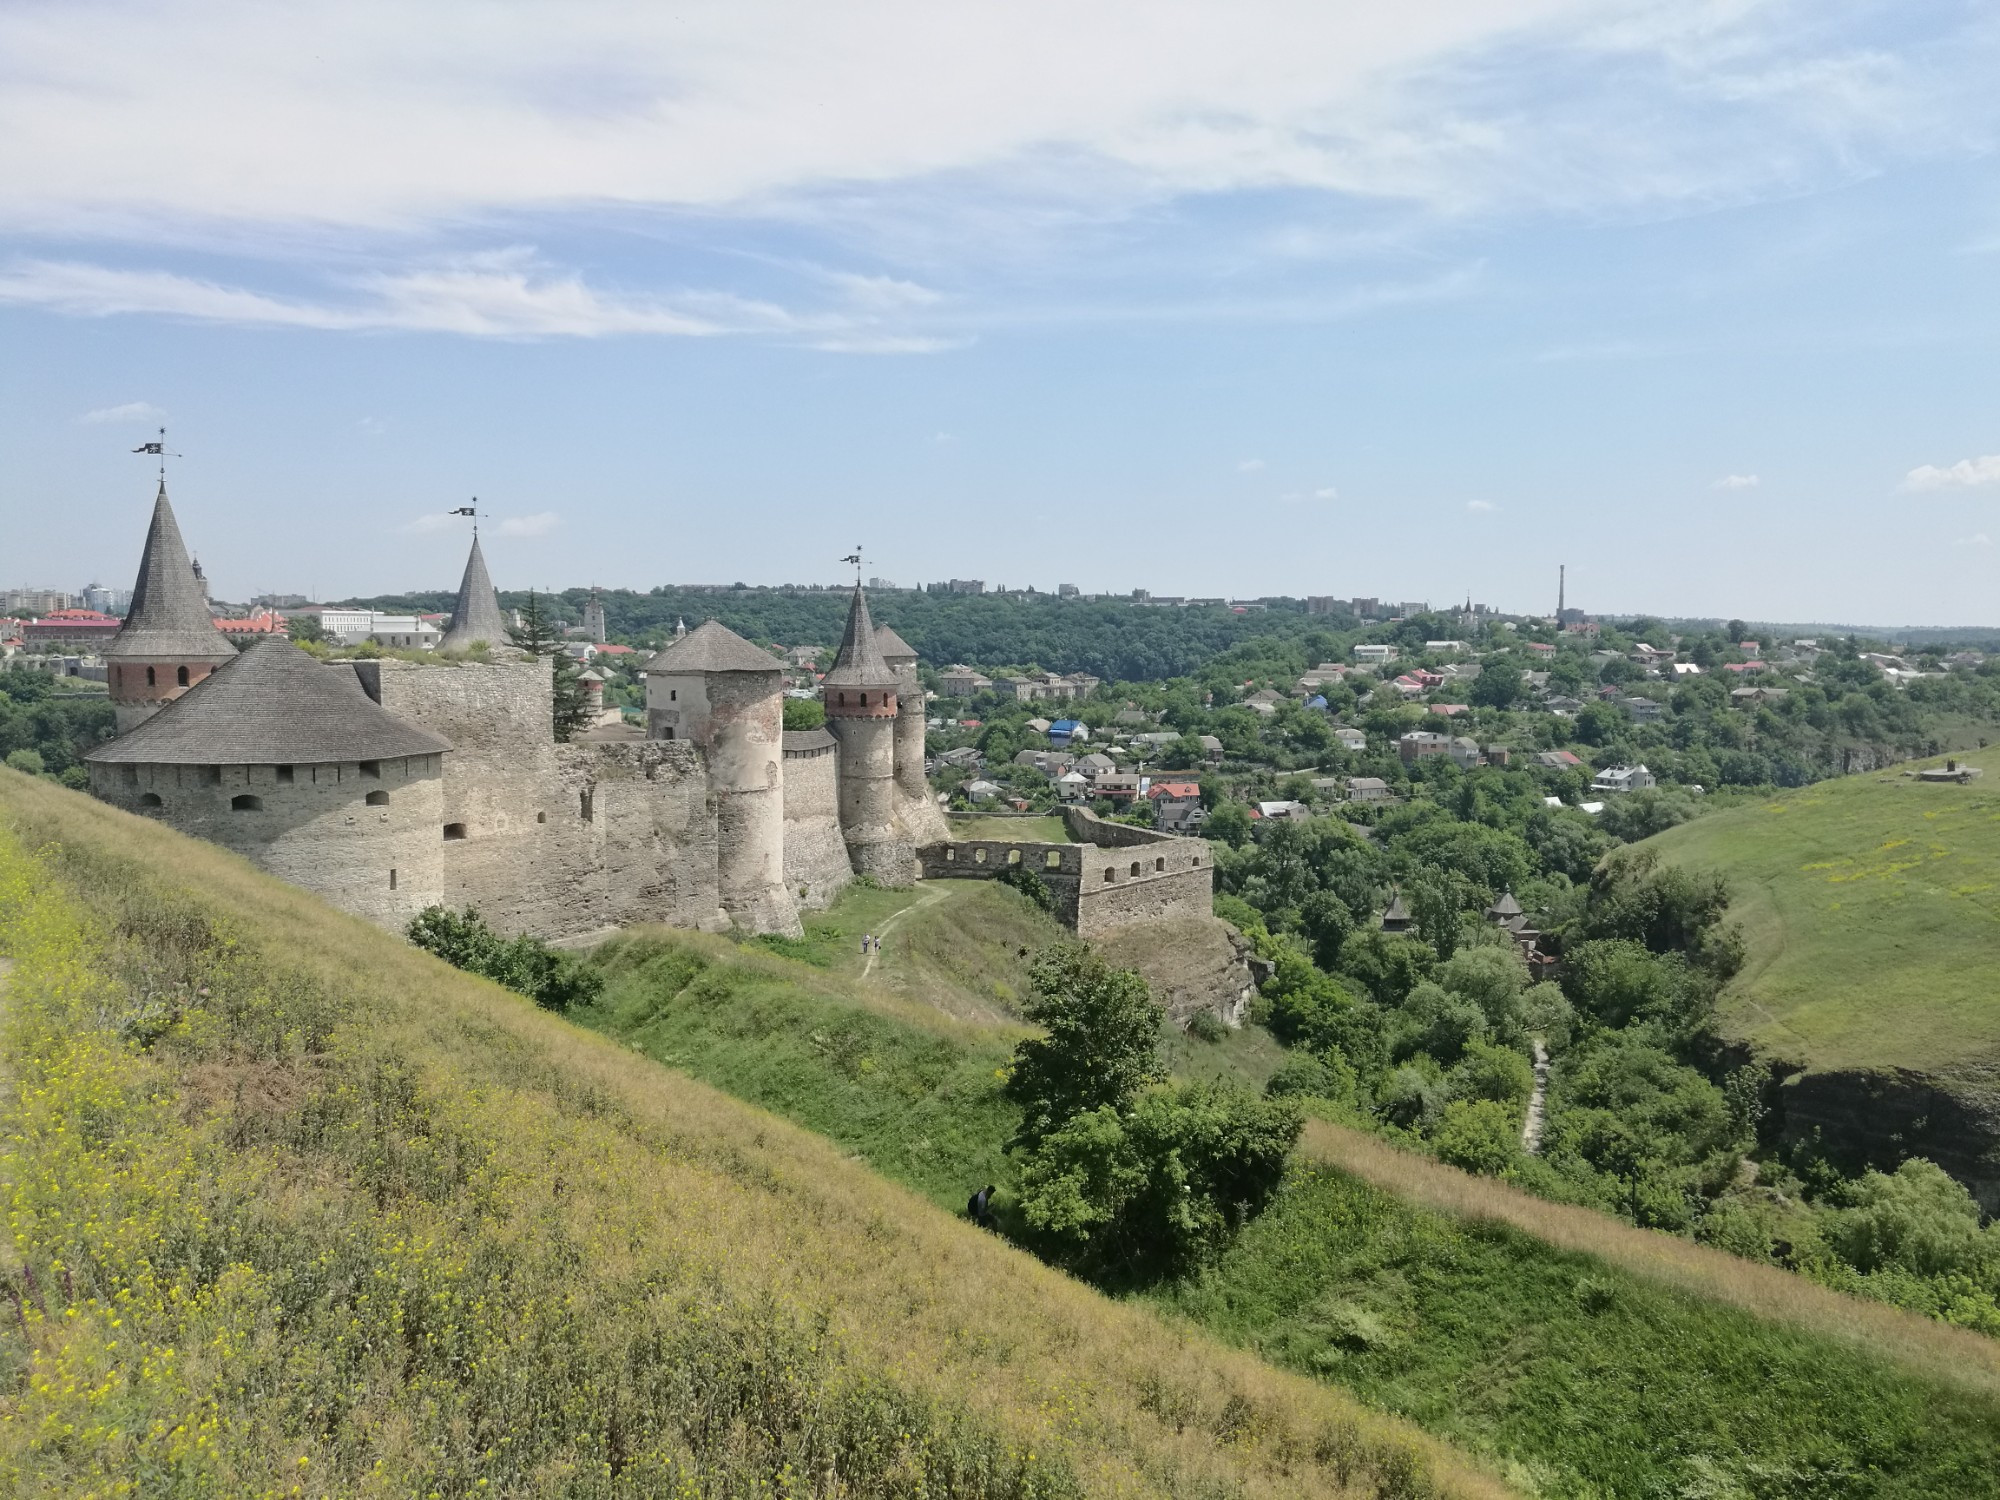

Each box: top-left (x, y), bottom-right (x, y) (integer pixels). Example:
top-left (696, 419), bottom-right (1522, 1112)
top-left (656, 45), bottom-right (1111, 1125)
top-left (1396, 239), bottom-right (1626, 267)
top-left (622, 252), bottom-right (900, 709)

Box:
top-left (968, 1184), bottom-right (997, 1229)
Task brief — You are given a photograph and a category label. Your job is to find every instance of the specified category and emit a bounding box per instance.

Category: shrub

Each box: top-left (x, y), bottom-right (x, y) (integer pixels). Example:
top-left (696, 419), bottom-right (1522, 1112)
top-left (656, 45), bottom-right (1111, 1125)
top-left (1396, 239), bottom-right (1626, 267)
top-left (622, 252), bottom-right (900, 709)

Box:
top-left (997, 863), bottom-right (1054, 912)
top-left (1431, 1099), bottom-right (1523, 1176)
top-left (407, 904), bottom-right (603, 1012)
top-left (1448, 1040), bottom-right (1534, 1107)
top-left (1184, 1008), bottom-right (1229, 1043)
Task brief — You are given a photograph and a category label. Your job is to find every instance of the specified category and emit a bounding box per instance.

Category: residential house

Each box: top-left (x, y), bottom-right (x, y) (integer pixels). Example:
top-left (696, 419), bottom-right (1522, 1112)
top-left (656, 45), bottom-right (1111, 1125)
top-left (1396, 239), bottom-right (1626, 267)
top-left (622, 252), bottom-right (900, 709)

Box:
top-left (1447, 736), bottom-right (1482, 770)
top-left (786, 644), bottom-right (823, 668)
top-left (1526, 641), bottom-right (1557, 659)
top-left (1148, 780), bottom-right (1206, 833)
top-left (1024, 717), bottom-right (1053, 735)
top-left (1333, 726), bottom-right (1367, 753)
top-left (938, 666), bottom-right (992, 696)
top-left (1397, 730), bottom-right (1452, 764)
top-left (1535, 749), bottom-right (1585, 770)
top-left (1055, 770), bottom-right (1091, 803)
top-left (1243, 688), bottom-right (1283, 715)
top-left (1545, 695), bottom-right (1583, 715)
top-left (1352, 643), bottom-right (1399, 666)
top-left (964, 779), bottom-right (1003, 802)
top-left (1483, 745), bottom-right (1511, 767)
top-left (1391, 675), bottom-right (1427, 698)
top-left (1345, 777), bottom-right (1392, 803)
top-left (1618, 696), bottom-right (1665, 723)
top-left (1672, 662), bottom-right (1704, 676)
top-left (1074, 752), bottom-right (1117, 779)
top-left (1428, 703), bottom-right (1470, 718)
top-left (1092, 772), bottom-right (1143, 804)
top-left (1441, 661), bottom-right (1483, 682)
top-left (1198, 733), bottom-right (1224, 762)
top-left (936, 745), bottom-right (985, 771)
top-left (1048, 718), bottom-right (1088, 746)
top-left (22, 609), bottom-right (123, 649)
top-left (1562, 621), bottom-right (1602, 638)
top-left (1590, 765), bottom-right (1656, 794)
top-left (1731, 685), bottom-right (1790, 705)
top-left (1424, 640), bottom-right (1468, 655)
top-left (1254, 800), bottom-right (1310, 822)
top-left (1298, 663), bottom-right (1348, 689)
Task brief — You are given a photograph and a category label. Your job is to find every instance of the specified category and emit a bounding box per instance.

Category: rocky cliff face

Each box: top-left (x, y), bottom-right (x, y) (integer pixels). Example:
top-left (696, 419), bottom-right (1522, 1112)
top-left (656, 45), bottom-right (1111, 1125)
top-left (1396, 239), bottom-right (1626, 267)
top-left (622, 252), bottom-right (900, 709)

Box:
top-left (1774, 1062), bottom-right (2000, 1213)
top-left (1092, 914), bottom-right (1258, 1025)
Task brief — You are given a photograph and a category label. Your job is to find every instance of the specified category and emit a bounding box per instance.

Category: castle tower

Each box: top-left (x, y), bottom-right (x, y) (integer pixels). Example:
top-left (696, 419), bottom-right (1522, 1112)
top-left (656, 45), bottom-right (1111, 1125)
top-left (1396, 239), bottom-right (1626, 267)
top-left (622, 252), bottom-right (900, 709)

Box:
top-left (823, 585), bottom-right (915, 885)
top-left (439, 535), bottom-right (510, 653)
top-left (642, 620), bottom-right (801, 935)
top-left (874, 621), bottom-right (950, 846)
top-left (582, 588), bottom-right (607, 645)
top-left (104, 481), bottom-right (239, 733)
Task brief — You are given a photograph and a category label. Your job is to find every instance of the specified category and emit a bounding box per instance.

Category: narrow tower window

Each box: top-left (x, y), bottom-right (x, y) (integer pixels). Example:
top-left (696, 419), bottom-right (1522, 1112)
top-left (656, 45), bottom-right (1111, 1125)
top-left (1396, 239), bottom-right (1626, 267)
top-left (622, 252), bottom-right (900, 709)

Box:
top-left (176, 665), bottom-right (189, 687)
top-left (580, 790), bottom-right (594, 823)
top-left (145, 666), bottom-right (156, 687)
top-left (390, 868), bottom-right (398, 891)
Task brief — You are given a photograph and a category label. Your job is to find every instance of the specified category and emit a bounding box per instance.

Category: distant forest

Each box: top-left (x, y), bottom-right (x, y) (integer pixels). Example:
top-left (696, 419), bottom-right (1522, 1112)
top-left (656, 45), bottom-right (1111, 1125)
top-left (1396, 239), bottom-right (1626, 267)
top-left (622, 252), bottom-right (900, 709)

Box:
top-left (339, 587), bottom-right (1357, 682)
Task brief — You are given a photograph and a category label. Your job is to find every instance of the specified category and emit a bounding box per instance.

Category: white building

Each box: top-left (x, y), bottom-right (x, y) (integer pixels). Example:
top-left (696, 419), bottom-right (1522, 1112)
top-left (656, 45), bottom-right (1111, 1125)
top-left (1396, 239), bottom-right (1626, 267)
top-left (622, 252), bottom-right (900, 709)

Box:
top-left (1590, 765), bottom-right (1656, 794)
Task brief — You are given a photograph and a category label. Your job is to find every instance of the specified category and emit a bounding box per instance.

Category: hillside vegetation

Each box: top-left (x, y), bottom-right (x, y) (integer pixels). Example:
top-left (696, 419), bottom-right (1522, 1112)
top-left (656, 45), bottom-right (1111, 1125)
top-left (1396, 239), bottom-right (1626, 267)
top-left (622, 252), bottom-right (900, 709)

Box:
top-left (0, 771), bottom-right (1502, 1500)
top-left (1647, 748), bottom-right (2000, 1076)
top-left (570, 895), bottom-right (2000, 1498)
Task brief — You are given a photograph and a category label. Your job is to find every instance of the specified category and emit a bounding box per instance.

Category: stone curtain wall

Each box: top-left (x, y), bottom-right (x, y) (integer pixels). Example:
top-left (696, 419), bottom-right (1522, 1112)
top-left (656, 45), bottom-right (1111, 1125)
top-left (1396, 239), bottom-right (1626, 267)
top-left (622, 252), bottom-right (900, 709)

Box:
top-left (918, 839), bottom-right (1083, 926)
top-left (89, 754), bottom-right (446, 928)
top-left (783, 741), bottom-right (853, 909)
top-left (1071, 844), bottom-right (1213, 939)
top-left (554, 741), bottom-right (726, 937)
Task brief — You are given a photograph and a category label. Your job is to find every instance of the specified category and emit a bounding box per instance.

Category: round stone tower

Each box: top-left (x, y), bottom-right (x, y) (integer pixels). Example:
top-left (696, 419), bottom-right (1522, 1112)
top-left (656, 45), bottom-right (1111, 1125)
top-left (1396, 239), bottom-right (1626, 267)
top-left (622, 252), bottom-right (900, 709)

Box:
top-left (104, 481), bottom-right (239, 733)
top-left (823, 585), bottom-right (916, 885)
top-left (642, 620), bottom-right (801, 936)
top-left (874, 621), bottom-right (950, 846)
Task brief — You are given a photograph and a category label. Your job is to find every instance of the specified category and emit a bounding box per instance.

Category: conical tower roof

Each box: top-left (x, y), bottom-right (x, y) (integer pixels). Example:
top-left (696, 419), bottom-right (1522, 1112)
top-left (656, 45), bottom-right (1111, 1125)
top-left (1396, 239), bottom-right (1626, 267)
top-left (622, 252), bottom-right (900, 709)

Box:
top-left (86, 637), bottom-right (452, 766)
top-left (439, 535), bottom-right (510, 652)
top-left (873, 622), bottom-right (918, 666)
top-left (104, 482), bottom-right (236, 663)
top-left (1487, 890), bottom-right (1523, 919)
top-left (822, 584), bottom-right (898, 690)
top-left (644, 619), bottom-right (784, 675)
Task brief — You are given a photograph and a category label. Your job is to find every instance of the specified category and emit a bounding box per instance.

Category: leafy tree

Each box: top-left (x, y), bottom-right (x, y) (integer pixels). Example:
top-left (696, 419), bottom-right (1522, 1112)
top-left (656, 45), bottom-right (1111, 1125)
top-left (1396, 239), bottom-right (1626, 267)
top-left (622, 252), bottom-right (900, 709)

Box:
top-left (286, 612), bottom-right (327, 644)
top-left (1004, 944), bottom-right (1164, 1148)
top-left (1432, 1099), bottom-right (1525, 1175)
top-left (1336, 928), bottom-right (1436, 1006)
top-left (1448, 1039), bottom-right (1534, 1106)
top-left (5, 748), bottom-right (46, 776)
top-left (508, 590), bottom-right (592, 742)
top-left (1203, 802), bottom-right (1252, 848)
top-left (1014, 1084), bottom-right (1302, 1281)
top-left (782, 696), bottom-right (826, 730)
top-left (1392, 981), bottom-right (1487, 1064)
top-left (1828, 1160), bottom-right (1996, 1279)
top-left (1520, 981), bottom-right (1577, 1051)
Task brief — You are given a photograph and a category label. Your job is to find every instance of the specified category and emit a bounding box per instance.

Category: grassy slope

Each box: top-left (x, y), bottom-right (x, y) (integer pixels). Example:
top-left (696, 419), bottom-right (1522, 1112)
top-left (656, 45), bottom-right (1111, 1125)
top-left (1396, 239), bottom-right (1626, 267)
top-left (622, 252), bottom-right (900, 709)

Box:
top-left (1647, 748), bottom-right (2000, 1075)
top-left (569, 895), bottom-right (2000, 1498)
top-left (0, 772), bottom-right (1501, 1500)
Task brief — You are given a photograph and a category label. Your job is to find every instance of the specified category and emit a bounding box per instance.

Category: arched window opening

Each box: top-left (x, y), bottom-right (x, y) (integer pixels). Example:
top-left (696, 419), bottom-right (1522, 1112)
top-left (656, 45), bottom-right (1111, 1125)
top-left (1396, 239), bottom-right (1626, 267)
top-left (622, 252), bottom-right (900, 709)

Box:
top-left (1130, 861), bottom-right (1141, 877)
top-left (230, 794), bottom-right (262, 812)
top-left (1155, 857), bottom-right (1165, 872)
top-left (536, 811), bottom-right (547, 823)
top-left (1007, 848), bottom-right (1022, 864)
top-left (860, 693), bottom-right (868, 707)
top-left (443, 822), bottom-right (467, 841)
top-left (1103, 867), bottom-right (1116, 882)
top-left (139, 792), bottom-right (163, 809)
top-left (973, 847), bottom-right (988, 864)
top-left (1044, 851), bottom-right (1061, 869)
top-left (580, 789), bottom-right (594, 823)
top-left (176, 665), bottom-right (189, 687)
top-left (365, 790), bottom-right (389, 807)
top-left (145, 666), bottom-right (156, 687)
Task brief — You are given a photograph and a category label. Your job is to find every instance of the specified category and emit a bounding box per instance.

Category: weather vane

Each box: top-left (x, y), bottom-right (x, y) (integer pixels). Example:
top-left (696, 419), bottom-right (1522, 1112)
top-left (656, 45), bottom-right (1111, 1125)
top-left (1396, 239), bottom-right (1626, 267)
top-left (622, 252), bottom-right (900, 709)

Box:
top-left (130, 426), bottom-right (180, 483)
top-left (840, 545), bottom-right (865, 586)
top-left (449, 500), bottom-right (481, 535)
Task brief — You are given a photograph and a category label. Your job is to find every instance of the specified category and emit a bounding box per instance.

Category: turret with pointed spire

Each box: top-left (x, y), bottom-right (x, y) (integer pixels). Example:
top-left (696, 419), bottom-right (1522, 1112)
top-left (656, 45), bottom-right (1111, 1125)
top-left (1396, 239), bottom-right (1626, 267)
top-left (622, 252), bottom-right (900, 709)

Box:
top-left (439, 534), bottom-right (511, 653)
top-left (104, 481), bottom-right (238, 733)
top-left (874, 620), bottom-right (949, 845)
top-left (823, 583), bottom-right (915, 884)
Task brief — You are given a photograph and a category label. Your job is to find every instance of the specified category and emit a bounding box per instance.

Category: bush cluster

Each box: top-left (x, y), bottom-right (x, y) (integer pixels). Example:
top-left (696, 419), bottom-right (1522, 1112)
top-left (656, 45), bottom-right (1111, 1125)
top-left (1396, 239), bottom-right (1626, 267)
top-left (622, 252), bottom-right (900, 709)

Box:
top-left (407, 903), bottom-right (603, 1011)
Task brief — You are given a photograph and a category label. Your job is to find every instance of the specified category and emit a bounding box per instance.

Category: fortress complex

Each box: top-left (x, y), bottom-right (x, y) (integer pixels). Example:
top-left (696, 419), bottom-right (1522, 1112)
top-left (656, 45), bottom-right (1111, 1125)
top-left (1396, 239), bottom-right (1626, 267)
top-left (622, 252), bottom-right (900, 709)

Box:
top-left (80, 484), bottom-right (1212, 953)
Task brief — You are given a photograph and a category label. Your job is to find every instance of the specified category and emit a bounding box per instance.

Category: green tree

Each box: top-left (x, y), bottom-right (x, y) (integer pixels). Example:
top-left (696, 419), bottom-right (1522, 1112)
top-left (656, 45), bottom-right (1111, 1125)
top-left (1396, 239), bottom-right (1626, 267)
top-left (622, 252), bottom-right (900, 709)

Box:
top-left (782, 696), bottom-right (826, 730)
top-left (1432, 1098), bottom-right (1525, 1176)
top-left (406, 905), bottom-right (603, 1012)
top-left (4, 747), bottom-right (46, 777)
top-left (1203, 802), bottom-right (1252, 848)
top-left (1829, 1160), bottom-right (1995, 1278)
top-left (285, 612), bottom-right (327, 644)
top-left (1004, 945), bottom-right (1164, 1148)
top-left (508, 590), bottom-right (592, 742)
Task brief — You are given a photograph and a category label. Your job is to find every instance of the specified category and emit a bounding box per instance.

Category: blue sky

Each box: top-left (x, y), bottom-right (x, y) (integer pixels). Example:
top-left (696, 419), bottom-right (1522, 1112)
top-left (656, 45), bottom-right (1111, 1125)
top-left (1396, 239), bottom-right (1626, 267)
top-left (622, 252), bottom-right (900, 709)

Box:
top-left (5, 1), bottom-right (2000, 622)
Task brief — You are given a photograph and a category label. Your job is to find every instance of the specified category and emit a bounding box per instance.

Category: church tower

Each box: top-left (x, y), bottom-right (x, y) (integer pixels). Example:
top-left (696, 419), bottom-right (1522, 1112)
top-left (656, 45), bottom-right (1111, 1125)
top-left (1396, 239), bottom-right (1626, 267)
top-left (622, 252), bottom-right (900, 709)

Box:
top-left (824, 584), bottom-right (916, 884)
top-left (104, 481), bottom-right (238, 734)
top-left (439, 535), bottom-right (510, 653)
top-left (582, 588), bottom-right (607, 645)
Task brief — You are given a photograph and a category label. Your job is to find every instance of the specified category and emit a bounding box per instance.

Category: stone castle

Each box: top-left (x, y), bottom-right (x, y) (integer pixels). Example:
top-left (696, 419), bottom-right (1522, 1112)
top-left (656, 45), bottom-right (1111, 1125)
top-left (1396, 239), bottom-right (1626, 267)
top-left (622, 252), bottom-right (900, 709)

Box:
top-left (83, 483), bottom-right (957, 939)
top-left (82, 484), bottom-right (1215, 954)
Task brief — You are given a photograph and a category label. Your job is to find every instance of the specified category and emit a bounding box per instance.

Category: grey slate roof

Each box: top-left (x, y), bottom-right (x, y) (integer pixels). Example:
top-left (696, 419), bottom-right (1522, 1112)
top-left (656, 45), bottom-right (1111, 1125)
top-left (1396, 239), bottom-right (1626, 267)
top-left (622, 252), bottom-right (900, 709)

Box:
top-left (782, 728), bottom-right (836, 753)
top-left (439, 536), bottom-right (511, 653)
top-left (873, 622), bottom-right (918, 665)
top-left (644, 619), bottom-right (783, 675)
top-left (87, 638), bottom-right (453, 766)
top-left (1488, 891), bottom-right (1523, 918)
top-left (822, 585), bottom-right (898, 690)
top-left (104, 483), bottom-right (236, 663)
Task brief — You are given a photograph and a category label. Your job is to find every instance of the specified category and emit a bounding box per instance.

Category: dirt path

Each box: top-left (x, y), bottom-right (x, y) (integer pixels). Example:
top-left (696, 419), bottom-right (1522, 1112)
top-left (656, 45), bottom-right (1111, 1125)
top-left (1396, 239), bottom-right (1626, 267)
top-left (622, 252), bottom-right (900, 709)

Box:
top-left (1521, 1037), bottom-right (1550, 1154)
top-left (861, 887), bottom-right (947, 980)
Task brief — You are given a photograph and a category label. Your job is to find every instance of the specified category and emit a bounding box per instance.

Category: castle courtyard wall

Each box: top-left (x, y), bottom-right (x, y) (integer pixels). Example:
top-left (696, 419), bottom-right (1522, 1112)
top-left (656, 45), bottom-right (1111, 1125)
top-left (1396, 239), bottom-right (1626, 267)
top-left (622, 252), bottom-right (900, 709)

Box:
top-left (553, 741), bottom-right (726, 935)
top-left (783, 737), bottom-right (853, 908)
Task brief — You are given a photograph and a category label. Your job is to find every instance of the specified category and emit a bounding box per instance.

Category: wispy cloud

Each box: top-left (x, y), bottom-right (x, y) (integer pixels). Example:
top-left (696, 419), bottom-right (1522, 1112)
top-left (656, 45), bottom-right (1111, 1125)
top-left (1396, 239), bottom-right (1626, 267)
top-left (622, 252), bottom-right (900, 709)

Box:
top-left (1237, 458), bottom-right (1266, 473)
top-left (76, 400), bottom-right (164, 424)
top-left (1901, 455), bottom-right (2000, 491)
top-left (497, 512), bottom-right (559, 538)
top-left (1466, 499), bottom-right (1498, 513)
top-left (1279, 485), bottom-right (1339, 503)
top-left (0, 253), bottom-right (959, 348)
top-left (1713, 473), bottom-right (1760, 489)
top-left (399, 512), bottom-right (464, 535)
top-left (1953, 532), bottom-right (1993, 548)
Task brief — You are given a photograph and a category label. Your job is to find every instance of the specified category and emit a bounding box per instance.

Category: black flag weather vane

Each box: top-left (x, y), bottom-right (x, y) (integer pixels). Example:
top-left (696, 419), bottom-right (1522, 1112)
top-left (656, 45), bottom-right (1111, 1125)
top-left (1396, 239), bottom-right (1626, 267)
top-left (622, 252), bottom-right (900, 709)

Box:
top-left (131, 426), bottom-right (179, 482)
top-left (449, 501), bottom-right (480, 534)
top-left (841, 546), bottom-right (864, 584)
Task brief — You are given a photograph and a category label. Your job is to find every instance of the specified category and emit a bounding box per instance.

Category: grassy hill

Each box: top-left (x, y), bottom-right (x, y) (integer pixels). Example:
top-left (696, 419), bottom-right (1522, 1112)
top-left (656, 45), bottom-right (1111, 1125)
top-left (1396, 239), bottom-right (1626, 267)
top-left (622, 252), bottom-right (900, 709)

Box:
top-left (0, 770), bottom-right (1502, 1500)
top-left (565, 891), bottom-right (2000, 1496)
top-left (1648, 747), bottom-right (2000, 1077)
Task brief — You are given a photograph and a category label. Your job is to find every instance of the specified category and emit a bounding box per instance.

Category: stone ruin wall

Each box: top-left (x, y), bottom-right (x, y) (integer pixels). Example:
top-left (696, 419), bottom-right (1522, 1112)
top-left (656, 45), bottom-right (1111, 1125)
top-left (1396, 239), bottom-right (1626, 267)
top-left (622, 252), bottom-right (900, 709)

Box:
top-left (783, 737), bottom-right (853, 909)
top-left (917, 839), bottom-right (1084, 927)
top-left (88, 752), bottom-right (446, 930)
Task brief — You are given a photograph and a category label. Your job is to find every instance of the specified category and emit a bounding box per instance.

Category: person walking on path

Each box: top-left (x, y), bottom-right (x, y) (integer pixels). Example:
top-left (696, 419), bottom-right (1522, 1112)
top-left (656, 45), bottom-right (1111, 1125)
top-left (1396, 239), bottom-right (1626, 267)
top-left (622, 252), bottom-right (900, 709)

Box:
top-left (967, 1184), bottom-right (997, 1229)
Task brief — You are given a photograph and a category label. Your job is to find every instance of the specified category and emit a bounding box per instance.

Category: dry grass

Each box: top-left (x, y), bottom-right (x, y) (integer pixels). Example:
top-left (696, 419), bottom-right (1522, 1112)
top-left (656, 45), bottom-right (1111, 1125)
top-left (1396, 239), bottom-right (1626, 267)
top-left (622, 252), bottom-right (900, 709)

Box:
top-left (0, 769), bottom-right (1515, 1500)
top-left (1301, 1116), bottom-right (2000, 1400)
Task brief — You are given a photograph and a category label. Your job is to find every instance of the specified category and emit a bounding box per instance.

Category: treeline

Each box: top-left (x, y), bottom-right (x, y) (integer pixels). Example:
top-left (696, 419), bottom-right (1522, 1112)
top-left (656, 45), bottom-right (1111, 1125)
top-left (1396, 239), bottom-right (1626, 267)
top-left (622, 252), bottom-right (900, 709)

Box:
top-left (0, 675), bottom-right (115, 788)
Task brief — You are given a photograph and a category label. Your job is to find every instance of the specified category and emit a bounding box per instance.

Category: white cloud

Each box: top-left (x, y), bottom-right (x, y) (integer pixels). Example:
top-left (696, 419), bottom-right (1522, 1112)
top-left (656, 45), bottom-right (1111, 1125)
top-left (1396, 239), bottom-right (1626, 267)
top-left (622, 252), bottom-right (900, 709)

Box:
top-left (1952, 532), bottom-right (1993, 548)
top-left (1279, 485), bottom-right (1339, 503)
top-left (0, 254), bottom-right (959, 347)
top-left (497, 512), bottom-right (559, 538)
top-left (76, 400), bottom-right (164, 424)
top-left (1901, 455), bottom-right (2000, 491)
top-left (1314, 486), bottom-right (1339, 500)
top-left (1713, 473), bottom-right (1760, 489)
top-left (1466, 499), bottom-right (1498, 512)
top-left (399, 512), bottom-right (465, 535)
top-left (1, 2), bottom-right (1971, 243)
top-left (1237, 458), bottom-right (1266, 473)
